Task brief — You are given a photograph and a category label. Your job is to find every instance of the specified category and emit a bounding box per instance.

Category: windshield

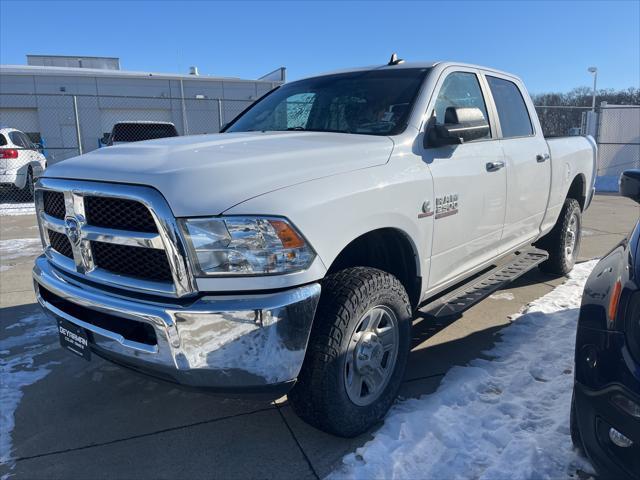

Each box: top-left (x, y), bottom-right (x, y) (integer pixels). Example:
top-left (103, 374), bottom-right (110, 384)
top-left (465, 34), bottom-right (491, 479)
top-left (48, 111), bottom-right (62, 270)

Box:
top-left (226, 68), bottom-right (430, 136)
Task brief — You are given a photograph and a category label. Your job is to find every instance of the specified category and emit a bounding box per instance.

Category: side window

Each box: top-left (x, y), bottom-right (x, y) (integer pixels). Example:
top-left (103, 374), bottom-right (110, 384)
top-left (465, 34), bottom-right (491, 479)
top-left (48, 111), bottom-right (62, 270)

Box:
top-left (433, 72), bottom-right (491, 139)
top-left (9, 131), bottom-right (27, 148)
top-left (486, 76), bottom-right (533, 138)
top-left (19, 132), bottom-right (34, 149)
top-left (0, 134), bottom-right (7, 146)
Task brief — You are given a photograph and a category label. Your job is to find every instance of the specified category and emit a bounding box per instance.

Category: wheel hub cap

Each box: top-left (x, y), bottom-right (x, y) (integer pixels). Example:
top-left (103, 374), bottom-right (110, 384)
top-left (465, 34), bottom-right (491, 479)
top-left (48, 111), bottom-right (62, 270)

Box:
top-left (344, 306), bottom-right (399, 406)
top-left (565, 214), bottom-right (579, 260)
top-left (355, 332), bottom-right (384, 374)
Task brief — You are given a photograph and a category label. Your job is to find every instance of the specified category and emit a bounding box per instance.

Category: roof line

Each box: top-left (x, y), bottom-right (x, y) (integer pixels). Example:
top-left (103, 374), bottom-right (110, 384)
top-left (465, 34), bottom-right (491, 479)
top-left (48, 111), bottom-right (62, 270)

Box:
top-left (0, 65), bottom-right (281, 83)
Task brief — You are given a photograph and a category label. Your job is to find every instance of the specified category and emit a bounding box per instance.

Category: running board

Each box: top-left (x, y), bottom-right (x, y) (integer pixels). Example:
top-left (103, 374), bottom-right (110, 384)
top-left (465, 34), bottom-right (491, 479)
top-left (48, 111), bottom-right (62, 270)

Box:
top-left (421, 248), bottom-right (549, 320)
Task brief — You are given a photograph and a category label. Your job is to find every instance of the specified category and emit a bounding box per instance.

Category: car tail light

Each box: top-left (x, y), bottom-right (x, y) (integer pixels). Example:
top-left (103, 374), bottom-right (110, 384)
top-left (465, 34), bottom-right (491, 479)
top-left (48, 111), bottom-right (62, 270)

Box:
top-left (0, 149), bottom-right (19, 159)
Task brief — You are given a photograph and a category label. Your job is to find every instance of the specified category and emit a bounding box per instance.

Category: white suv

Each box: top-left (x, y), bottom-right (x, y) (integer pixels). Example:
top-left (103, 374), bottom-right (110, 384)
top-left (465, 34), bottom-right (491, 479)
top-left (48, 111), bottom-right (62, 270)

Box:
top-left (0, 127), bottom-right (47, 198)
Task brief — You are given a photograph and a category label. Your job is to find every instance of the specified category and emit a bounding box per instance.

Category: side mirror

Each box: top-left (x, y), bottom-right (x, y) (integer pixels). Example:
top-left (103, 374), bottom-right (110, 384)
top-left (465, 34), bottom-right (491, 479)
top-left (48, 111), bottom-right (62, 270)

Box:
top-left (620, 170), bottom-right (640, 203)
top-left (425, 107), bottom-right (490, 148)
top-left (100, 133), bottom-right (112, 146)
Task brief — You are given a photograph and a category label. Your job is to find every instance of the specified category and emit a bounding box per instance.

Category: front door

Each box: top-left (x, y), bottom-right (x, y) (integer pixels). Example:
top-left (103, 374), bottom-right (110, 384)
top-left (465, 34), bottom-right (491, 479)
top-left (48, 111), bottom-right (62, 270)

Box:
top-left (423, 69), bottom-right (507, 289)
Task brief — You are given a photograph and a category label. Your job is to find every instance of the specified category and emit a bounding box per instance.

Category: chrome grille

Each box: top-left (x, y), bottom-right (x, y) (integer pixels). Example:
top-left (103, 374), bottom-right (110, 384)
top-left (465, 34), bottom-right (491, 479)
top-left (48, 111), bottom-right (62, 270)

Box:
top-left (91, 241), bottom-right (172, 282)
top-left (48, 229), bottom-right (73, 258)
top-left (43, 191), bottom-right (65, 219)
top-left (35, 178), bottom-right (196, 298)
top-left (85, 196), bottom-right (158, 233)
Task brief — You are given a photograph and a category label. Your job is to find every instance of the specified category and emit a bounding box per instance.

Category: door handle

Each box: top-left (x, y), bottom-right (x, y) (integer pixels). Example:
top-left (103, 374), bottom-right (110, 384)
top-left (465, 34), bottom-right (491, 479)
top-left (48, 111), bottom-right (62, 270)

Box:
top-left (536, 153), bottom-right (550, 162)
top-left (486, 161), bottom-right (505, 172)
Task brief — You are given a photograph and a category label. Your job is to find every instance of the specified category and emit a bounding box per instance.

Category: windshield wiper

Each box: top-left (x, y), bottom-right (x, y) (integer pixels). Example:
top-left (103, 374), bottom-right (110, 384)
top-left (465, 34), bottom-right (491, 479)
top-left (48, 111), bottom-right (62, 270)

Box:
top-left (285, 127), bottom-right (352, 134)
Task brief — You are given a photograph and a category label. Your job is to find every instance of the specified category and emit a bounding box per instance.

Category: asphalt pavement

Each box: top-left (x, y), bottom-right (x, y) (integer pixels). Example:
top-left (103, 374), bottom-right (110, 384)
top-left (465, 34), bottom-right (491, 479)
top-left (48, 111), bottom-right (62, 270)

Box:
top-left (1, 194), bottom-right (638, 479)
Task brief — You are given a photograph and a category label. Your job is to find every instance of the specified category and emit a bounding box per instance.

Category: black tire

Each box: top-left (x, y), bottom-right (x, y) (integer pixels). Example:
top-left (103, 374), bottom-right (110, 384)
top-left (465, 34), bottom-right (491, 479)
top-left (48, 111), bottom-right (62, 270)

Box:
top-left (19, 167), bottom-right (34, 201)
top-left (570, 390), bottom-right (584, 453)
top-left (288, 267), bottom-right (412, 437)
top-left (537, 198), bottom-right (582, 275)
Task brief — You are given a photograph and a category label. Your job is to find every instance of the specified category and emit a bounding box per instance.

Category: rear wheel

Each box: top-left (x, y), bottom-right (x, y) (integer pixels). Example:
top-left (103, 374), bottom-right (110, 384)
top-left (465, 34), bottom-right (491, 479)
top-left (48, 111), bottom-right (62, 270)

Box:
top-left (19, 167), bottom-right (34, 201)
top-left (288, 267), bottom-right (411, 437)
top-left (538, 198), bottom-right (582, 275)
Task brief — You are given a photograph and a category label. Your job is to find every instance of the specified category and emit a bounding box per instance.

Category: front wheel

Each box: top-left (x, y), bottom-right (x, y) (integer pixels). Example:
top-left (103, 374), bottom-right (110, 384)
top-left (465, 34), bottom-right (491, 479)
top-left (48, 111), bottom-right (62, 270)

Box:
top-left (570, 390), bottom-right (584, 453)
top-left (537, 198), bottom-right (582, 275)
top-left (288, 267), bottom-right (412, 437)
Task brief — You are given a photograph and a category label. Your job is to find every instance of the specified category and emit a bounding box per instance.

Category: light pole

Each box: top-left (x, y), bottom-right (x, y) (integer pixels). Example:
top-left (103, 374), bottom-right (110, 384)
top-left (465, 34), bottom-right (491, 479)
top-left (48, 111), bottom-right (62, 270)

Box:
top-left (588, 67), bottom-right (598, 112)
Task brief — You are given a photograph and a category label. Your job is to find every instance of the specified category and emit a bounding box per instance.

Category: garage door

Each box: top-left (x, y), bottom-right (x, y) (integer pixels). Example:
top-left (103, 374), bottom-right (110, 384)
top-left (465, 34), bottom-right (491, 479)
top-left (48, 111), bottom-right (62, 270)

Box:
top-left (100, 109), bottom-right (172, 136)
top-left (0, 108), bottom-right (40, 133)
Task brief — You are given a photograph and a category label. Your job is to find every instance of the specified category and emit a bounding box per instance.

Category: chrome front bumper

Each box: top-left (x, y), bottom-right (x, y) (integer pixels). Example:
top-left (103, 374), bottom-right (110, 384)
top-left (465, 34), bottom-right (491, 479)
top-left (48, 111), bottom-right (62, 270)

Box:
top-left (33, 255), bottom-right (321, 392)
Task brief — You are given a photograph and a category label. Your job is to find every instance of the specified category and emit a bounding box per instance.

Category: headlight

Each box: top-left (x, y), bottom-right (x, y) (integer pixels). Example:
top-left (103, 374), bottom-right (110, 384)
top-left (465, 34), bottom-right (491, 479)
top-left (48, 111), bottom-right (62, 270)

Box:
top-left (180, 216), bottom-right (315, 276)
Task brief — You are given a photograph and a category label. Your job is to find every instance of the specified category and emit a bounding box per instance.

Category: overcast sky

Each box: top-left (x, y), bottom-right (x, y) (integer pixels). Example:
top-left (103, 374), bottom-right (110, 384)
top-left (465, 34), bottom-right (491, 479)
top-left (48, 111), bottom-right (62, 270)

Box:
top-left (1, 0), bottom-right (638, 94)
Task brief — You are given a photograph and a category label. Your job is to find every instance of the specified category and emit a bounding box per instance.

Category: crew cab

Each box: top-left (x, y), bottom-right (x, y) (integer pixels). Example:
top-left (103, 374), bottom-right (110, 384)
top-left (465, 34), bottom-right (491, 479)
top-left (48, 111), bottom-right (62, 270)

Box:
top-left (0, 126), bottom-right (46, 198)
top-left (32, 60), bottom-right (597, 437)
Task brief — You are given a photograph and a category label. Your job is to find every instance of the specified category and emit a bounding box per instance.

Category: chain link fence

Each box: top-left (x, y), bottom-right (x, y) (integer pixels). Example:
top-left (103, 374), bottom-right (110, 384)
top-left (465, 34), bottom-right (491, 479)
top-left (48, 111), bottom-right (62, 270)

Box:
top-left (1, 92), bottom-right (639, 214)
top-left (594, 105), bottom-right (640, 190)
top-left (0, 92), bottom-right (253, 214)
top-left (533, 105), bottom-right (593, 138)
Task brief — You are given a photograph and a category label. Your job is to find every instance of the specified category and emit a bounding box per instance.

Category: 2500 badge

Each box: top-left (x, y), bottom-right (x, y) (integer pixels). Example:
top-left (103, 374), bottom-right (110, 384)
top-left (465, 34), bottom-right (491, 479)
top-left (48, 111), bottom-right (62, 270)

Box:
top-left (435, 193), bottom-right (459, 219)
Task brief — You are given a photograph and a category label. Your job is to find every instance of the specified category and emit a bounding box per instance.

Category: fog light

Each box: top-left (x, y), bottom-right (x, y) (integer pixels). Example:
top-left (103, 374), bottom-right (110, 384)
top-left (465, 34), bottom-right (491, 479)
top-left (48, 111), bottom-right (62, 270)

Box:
top-left (609, 427), bottom-right (633, 448)
top-left (612, 394), bottom-right (640, 418)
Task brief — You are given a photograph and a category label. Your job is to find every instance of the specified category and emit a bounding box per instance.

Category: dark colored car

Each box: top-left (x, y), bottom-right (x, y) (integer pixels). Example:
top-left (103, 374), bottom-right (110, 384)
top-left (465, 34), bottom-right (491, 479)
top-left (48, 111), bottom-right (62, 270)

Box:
top-left (572, 169), bottom-right (640, 479)
top-left (101, 122), bottom-right (179, 146)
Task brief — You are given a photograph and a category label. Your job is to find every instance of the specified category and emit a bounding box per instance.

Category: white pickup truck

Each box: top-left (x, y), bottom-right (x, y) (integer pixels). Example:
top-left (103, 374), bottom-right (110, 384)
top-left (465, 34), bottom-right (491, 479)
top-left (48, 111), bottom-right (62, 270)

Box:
top-left (33, 60), bottom-right (596, 437)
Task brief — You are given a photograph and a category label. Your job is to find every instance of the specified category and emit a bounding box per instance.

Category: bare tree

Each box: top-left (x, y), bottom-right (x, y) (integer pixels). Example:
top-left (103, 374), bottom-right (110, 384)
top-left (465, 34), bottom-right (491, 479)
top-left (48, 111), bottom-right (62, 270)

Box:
top-left (532, 87), bottom-right (639, 137)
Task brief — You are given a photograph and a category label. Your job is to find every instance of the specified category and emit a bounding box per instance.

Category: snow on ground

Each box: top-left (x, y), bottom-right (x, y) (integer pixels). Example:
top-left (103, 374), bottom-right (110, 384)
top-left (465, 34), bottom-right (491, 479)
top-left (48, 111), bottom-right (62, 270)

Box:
top-left (1, 236), bottom-right (53, 477)
top-left (331, 261), bottom-right (597, 480)
top-left (0, 312), bottom-right (58, 473)
top-left (489, 292), bottom-right (515, 301)
top-left (0, 238), bottom-right (42, 262)
top-left (0, 203), bottom-right (36, 217)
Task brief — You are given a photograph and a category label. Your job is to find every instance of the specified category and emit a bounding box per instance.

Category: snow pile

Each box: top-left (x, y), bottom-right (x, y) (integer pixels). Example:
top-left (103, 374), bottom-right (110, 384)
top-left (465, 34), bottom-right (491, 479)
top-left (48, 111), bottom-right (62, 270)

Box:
top-left (0, 203), bottom-right (36, 217)
top-left (332, 261), bottom-right (597, 480)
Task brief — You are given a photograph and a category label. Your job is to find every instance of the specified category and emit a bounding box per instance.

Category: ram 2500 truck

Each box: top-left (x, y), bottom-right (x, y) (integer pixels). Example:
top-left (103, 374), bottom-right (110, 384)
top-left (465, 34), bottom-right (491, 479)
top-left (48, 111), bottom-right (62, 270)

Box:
top-left (33, 61), bottom-right (597, 437)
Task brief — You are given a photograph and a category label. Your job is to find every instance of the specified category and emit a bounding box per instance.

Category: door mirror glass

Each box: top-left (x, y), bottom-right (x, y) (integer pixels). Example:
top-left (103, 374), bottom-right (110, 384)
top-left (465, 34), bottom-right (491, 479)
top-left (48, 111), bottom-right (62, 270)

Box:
top-left (620, 170), bottom-right (640, 203)
top-left (426, 107), bottom-right (490, 147)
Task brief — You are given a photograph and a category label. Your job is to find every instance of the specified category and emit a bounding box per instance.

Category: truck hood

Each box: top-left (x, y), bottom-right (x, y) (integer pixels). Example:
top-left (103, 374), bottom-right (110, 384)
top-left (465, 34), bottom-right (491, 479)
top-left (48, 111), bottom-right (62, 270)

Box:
top-left (44, 132), bottom-right (394, 216)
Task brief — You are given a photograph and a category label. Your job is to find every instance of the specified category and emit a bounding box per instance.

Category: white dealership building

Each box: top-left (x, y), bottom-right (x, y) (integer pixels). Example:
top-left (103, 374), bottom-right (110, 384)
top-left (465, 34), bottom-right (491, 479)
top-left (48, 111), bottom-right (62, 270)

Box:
top-left (0, 55), bottom-right (284, 163)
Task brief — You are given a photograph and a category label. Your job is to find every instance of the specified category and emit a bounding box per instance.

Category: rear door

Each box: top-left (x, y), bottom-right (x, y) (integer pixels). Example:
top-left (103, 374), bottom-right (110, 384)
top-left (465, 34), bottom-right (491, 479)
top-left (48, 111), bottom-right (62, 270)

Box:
top-left (423, 68), bottom-right (507, 288)
top-left (19, 132), bottom-right (45, 175)
top-left (8, 131), bottom-right (31, 170)
top-left (483, 74), bottom-right (551, 251)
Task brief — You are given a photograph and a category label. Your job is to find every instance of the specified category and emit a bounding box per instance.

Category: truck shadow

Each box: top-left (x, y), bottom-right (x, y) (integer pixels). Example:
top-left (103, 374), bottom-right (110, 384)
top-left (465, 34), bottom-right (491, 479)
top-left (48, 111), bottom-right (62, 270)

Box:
top-left (409, 267), bottom-right (562, 349)
top-left (2, 276), bottom-right (580, 479)
top-left (402, 266), bottom-right (570, 397)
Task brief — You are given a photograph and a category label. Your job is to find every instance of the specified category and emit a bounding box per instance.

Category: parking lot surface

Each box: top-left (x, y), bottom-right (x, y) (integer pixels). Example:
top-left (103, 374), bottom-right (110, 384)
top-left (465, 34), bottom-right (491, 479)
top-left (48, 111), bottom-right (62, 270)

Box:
top-left (1, 194), bottom-right (638, 479)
